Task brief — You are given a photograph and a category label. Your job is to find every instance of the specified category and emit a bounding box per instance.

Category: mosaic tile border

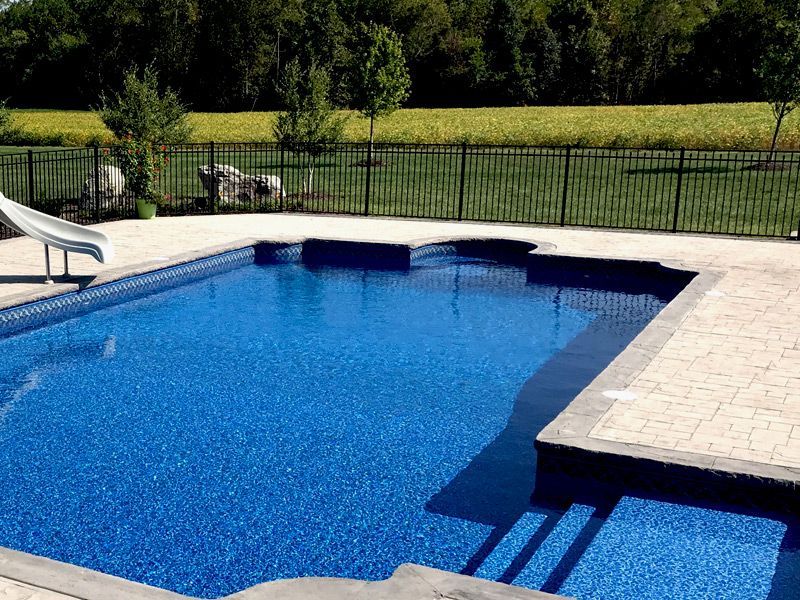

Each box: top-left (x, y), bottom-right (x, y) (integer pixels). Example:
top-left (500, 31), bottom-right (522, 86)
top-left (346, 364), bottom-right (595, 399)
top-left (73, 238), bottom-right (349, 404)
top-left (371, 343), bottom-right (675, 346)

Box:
top-left (411, 239), bottom-right (538, 266)
top-left (254, 242), bottom-right (303, 264)
top-left (410, 244), bottom-right (458, 261)
top-left (0, 247), bottom-right (255, 338)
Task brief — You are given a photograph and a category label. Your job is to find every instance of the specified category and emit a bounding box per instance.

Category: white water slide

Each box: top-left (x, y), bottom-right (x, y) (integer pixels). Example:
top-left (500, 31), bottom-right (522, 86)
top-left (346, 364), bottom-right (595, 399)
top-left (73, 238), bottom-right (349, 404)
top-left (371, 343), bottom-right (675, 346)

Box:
top-left (0, 192), bottom-right (114, 283)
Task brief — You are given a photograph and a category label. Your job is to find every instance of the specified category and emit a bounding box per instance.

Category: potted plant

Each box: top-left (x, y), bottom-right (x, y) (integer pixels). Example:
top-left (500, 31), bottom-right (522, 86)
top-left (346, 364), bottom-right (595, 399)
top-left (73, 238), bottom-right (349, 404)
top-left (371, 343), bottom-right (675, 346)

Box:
top-left (115, 134), bottom-right (172, 219)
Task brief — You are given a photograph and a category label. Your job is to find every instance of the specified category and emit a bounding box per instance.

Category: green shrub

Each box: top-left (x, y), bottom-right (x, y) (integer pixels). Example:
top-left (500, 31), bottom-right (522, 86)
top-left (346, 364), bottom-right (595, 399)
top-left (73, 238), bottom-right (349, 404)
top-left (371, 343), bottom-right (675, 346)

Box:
top-left (29, 196), bottom-right (65, 217)
top-left (113, 134), bottom-right (172, 201)
top-left (99, 66), bottom-right (191, 145)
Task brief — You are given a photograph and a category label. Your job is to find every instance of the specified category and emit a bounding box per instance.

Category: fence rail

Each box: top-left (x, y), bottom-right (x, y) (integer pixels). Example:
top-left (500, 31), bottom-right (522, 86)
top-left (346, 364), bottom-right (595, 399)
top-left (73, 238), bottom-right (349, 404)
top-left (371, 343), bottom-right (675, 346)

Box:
top-left (1, 142), bottom-right (799, 241)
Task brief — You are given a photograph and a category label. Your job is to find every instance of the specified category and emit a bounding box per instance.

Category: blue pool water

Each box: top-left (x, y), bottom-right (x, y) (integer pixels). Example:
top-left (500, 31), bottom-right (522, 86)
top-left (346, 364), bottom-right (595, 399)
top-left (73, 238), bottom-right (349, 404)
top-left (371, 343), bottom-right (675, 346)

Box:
top-left (0, 254), bottom-right (794, 598)
top-left (559, 497), bottom-right (787, 600)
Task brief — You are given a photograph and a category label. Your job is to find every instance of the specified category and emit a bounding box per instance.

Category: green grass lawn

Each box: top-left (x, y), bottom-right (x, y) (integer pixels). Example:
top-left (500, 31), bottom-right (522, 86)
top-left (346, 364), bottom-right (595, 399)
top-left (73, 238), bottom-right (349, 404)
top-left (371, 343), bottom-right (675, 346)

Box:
top-left (1, 144), bottom-right (797, 238)
top-left (0, 146), bottom-right (64, 155)
top-left (4, 103), bottom-right (800, 150)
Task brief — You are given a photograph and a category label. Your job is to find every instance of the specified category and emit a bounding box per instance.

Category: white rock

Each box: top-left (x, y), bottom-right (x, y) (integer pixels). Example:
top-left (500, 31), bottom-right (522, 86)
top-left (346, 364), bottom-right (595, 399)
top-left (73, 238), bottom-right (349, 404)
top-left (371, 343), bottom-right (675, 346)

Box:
top-left (198, 164), bottom-right (283, 205)
top-left (251, 174), bottom-right (285, 199)
top-left (81, 165), bottom-right (126, 210)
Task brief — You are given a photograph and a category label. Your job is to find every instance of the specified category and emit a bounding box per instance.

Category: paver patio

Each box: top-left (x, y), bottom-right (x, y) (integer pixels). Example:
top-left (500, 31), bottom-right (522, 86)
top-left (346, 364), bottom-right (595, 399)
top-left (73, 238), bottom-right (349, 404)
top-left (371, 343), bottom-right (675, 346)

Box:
top-left (0, 213), bottom-right (798, 596)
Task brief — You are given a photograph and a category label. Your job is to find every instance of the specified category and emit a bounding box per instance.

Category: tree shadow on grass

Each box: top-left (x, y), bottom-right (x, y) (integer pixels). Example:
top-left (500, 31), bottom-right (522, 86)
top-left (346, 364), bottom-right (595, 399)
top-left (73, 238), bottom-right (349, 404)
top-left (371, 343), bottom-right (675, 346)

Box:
top-left (625, 165), bottom-right (733, 175)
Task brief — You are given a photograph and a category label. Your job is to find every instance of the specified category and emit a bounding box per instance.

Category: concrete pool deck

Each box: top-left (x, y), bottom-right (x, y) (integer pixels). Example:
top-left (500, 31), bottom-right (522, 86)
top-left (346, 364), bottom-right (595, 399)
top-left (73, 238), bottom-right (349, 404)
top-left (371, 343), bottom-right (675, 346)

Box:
top-left (0, 214), bottom-right (798, 597)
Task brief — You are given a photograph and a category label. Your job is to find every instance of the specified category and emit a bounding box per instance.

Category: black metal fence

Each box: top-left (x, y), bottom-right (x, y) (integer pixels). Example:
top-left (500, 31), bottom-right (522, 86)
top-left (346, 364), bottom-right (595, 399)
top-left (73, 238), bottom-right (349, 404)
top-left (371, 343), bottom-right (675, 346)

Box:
top-left (1, 142), bottom-right (799, 241)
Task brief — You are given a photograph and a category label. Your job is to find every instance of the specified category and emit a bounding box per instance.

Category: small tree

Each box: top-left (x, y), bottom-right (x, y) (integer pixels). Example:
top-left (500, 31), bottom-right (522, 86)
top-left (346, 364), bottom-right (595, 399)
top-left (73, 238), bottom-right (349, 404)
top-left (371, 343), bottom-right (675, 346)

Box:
top-left (352, 23), bottom-right (411, 157)
top-left (274, 58), bottom-right (345, 195)
top-left (758, 20), bottom-right (800, 161)
top-left (100, 66), bottom-right (192, 145)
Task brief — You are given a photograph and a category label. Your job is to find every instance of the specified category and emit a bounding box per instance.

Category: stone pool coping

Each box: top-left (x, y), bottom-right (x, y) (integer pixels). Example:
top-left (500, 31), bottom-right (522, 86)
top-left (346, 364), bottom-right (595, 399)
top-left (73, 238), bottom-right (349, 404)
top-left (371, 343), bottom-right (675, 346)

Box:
top-left (0, 226), bottom-right (797, 597)
top-left (0, 546), bottom-right (567, 600)
top-left (530, 255), bottom-right (799, 513)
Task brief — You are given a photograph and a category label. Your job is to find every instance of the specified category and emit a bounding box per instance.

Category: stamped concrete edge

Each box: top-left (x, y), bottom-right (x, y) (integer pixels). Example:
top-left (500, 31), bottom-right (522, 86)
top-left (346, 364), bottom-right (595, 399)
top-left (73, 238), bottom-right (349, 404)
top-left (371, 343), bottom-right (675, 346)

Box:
top-left (0, 547), bottom-right (568, 600)
top-left (225, 564), bottom-right (569, 600)
top-left (534, 252), bottom-right (800, 487)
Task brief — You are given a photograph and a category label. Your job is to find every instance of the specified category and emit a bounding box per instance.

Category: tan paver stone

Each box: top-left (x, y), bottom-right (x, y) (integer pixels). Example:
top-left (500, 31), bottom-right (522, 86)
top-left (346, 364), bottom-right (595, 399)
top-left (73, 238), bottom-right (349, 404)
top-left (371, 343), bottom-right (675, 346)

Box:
top-left (750, 428), bottom-right (790, 445)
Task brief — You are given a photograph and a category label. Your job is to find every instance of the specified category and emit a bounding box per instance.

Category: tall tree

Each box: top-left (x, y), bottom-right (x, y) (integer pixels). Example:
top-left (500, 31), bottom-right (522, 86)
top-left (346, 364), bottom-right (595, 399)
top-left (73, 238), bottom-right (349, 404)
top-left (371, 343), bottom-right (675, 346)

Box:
top-left (352, 23), bottom-right (411, 151)
top-left (680, 0), bottom-right (771, 103)
top-left (604, 0), bottom-right (713, 103)
top-left (274, 59), bottom-right (345, 194)
top-left (482, 0), bottom-right (559, 104)
top-left (431, 0), bottom-right (493, 105)
top-left (549, 0), bottom-right (611, 104)
top-left (757, 18), bottom-right (800, 161)
top-left (0, 0), bottom-right (86, 107)
top-left (295, 0), bottom-right (352, 104)
top-left (145, 0), bottom-right (200, 92)
top-left (193, 0), bottom-right (284, 110)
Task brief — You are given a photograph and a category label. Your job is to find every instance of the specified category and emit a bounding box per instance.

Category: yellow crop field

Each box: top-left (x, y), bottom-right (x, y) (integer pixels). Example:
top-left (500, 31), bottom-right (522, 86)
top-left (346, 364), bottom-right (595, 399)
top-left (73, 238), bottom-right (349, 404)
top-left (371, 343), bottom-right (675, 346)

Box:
top-left (6, 103), bottom-right (800, 150)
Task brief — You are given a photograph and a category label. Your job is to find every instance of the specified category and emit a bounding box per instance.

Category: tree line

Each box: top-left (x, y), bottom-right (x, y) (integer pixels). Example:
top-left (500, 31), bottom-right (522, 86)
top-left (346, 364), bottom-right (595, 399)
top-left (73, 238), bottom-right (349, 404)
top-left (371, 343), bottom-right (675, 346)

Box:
top-left (0, 0), bottom-right (798, 111)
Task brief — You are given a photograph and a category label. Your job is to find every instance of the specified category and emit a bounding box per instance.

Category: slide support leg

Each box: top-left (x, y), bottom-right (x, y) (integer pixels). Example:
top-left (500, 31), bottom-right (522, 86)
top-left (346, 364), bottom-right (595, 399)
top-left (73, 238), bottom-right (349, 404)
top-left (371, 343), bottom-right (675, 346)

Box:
top-left (63, 251), bottom-right (70, 277)
top-left (44, 244), bottom-right (53, 285)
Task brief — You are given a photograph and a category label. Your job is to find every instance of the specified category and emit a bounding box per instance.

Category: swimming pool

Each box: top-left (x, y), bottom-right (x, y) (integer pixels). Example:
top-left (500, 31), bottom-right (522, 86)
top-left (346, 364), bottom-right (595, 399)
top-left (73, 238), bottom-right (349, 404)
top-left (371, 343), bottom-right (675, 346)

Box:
top-left (0, 241), bottom-right (795, 599)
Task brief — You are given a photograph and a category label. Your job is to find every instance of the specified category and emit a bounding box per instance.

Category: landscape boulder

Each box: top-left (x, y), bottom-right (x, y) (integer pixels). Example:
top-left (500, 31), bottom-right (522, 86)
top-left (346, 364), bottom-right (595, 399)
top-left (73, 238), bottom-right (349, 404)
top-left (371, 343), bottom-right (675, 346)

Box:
top-left (197, 164), bottom-right (284, 205)
top-left (80, 165), bottom-right (126, 210)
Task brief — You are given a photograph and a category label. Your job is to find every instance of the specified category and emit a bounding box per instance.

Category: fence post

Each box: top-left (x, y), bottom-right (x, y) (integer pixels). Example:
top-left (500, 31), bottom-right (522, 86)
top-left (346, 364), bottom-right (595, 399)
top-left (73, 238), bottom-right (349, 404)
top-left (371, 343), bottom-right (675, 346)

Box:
top-left (93, 145), bottom-right (101, 223)
top-left (672, 146), bottom-right (686, 233)
top-left (560, 145), bottom-right (571, 227)
top-left (208, 141), bottom-right (216, 215)
top-left (457, 143), bottom-right (467, 221)
top-left (364, 142), bottom-right (372, 216)
top-left (26, 150), bottom-right (34, 207)
top-left (279, 143), bottom-right (285, 211)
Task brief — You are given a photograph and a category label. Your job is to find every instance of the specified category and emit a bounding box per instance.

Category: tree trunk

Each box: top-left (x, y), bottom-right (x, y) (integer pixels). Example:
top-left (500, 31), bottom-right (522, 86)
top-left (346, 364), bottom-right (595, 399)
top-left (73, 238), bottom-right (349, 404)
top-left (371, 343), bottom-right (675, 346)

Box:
top-left (769, 104), bottom-right (786, 164)
top-left (368, 116), bottom-right (375, 166)
top-left (306, 161), bottom-right (315, 196)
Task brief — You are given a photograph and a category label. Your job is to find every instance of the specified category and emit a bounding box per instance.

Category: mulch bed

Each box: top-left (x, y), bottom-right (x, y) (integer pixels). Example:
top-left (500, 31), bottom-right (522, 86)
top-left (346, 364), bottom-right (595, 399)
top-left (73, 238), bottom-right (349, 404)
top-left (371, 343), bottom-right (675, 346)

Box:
top-left (742, 161), bottom-right (793, 171)
top-left (350, 159), bottom-right (391, 168)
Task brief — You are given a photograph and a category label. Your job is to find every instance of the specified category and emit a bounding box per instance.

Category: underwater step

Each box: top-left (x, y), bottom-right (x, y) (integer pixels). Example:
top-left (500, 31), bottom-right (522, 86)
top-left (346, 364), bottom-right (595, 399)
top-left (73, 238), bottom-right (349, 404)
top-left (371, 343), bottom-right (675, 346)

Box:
top-left (558, 496), bottom-right (787, 600)
top-left (473, 512), bottom-right (548, 581)
top-left (511, 504), bottom-right (596, 590)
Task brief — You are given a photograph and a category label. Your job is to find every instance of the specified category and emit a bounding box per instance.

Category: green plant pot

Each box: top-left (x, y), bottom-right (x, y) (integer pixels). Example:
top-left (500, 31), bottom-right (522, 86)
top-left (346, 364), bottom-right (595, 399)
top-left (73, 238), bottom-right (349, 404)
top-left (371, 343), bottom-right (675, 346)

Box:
top-left (136, 199), bottom-right (157, 220)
